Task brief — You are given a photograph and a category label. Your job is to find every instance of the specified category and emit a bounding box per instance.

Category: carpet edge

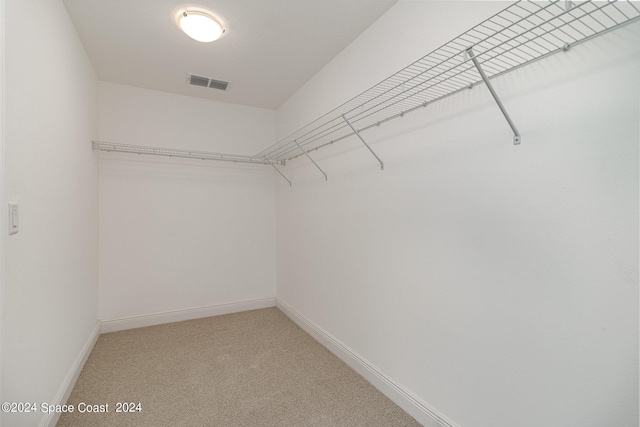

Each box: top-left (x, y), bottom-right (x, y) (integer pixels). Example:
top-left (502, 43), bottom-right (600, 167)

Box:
top-left (275, 298), bottom-right (458, 427)
top-left (100, 297), bottom-right (277, 333)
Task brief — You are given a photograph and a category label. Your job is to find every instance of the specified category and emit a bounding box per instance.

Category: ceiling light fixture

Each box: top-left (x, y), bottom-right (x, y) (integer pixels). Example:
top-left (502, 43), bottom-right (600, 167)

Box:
top-left (178, 10), bottom-right (225, 43)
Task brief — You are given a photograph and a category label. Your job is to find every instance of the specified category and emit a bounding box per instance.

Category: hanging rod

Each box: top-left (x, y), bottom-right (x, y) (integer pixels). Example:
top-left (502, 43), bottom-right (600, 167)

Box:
top-left (92, 141), bottom-right (285, 166)
top-left (256, 0), bottom-right (640, 163)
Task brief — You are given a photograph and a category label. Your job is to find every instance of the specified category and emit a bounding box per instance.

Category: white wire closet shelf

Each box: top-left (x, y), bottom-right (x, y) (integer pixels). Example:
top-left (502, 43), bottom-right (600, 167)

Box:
top-left (92, 141), bottom-right (285, 165)
top-left (255, 0), bottom-right (640, 165)
top-left (92, 0), bottom-right (640, 180)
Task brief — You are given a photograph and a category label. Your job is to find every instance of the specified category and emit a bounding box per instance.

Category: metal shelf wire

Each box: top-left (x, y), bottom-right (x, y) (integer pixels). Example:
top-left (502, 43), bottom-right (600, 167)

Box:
top-left (255, 0), bottom-right (640, 163)
top-left (93, 0), bottom-right (639, 182)
top-left (92, 141), bottom-right (285, 165)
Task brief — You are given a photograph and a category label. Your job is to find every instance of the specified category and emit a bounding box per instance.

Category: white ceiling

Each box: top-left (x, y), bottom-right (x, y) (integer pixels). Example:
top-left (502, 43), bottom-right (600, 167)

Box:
top-left (62, 0), bottom-right (398, 110)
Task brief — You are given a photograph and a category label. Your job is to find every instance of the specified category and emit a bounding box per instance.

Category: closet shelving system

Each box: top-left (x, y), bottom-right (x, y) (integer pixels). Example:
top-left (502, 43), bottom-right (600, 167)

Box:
top-left (93, 0), bottom-right (640, 185)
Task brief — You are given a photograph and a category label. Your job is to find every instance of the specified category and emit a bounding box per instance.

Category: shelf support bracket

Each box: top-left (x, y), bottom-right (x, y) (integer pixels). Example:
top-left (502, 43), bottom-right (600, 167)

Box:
top-left (466, 47), bottom-right (521, 145)
top-left (266, 158), bottom-right (292, 187)
top-left (294, 140), bottom-right (328, 181)
top-left (342, 115), bottom-right (384, 170)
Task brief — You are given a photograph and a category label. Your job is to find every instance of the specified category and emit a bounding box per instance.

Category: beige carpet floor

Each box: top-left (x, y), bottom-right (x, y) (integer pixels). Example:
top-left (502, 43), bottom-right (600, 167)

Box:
top-left (57, 307), bottom-right (421, 426)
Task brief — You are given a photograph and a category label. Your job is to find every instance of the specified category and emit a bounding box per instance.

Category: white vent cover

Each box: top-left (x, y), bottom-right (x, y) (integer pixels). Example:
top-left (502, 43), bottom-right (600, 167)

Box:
top-left (187, 74), bottom-right (229, 91)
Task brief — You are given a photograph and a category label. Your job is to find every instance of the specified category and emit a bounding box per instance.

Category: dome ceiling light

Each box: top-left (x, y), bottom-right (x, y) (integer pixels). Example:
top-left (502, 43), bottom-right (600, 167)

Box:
top-left (177, 10), bottom-right (225, 43)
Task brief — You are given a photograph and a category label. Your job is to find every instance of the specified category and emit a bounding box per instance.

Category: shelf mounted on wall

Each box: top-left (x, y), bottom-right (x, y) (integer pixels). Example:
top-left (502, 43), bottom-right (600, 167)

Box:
top-left (255, 0), bottom-right (640, 165)
top-left (92, 141), bottom-right (295, 186)
top-left (92, 1), bottom-right (640, 186)
top-left (91, 141), bottom-right (286, 165)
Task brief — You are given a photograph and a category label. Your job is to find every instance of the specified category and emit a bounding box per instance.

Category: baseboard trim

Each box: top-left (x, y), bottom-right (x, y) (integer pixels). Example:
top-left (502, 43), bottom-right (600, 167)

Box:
top-left (43, 299), bottom-right (444, 427)
top-left (101, 297), bottom-right (276, 333)
top-left (40, 321), bottom-right (101, 427)
top-left (276, 298), bottom-right (458, 427)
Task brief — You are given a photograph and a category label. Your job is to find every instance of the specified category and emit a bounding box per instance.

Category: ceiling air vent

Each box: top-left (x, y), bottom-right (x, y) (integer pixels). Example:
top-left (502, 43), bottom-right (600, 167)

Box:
top-left (187, 74), bottom-right (229, 91)
top-left (208, 79), bottom-right (229, 91)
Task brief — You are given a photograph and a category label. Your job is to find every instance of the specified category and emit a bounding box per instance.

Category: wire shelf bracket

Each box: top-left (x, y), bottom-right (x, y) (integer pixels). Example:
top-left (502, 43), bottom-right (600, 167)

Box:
top-left (342, 114), bottom-right (385, 170)
top-left (266, 158), bottom-right (292, 187)
top-left (256, 0), bottom-right (640, 166)
top-left (93, 1), bottom-right (640, 186)
top-left (466, 47), bottom-right (521, 145)
top-left (565, 0), bottom-right (574, 12)
top-left (294, 140), bottom-right (328, 181)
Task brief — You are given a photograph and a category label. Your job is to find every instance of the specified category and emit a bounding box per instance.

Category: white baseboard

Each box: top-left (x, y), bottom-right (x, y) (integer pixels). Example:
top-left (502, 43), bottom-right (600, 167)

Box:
top-left (38, 299), bottom-right (275, 427)
top-left (101, 297), bottom-right (276, 333)
top-left (43, 299), bottom-right (442, 427)
top-left (40, 321), bottom-right (101, 427)
top-left (276, 298), bottom-right (458, 427)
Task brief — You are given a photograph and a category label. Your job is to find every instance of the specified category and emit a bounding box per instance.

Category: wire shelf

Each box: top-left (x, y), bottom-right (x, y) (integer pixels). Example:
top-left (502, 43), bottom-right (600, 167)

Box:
top-left (256, 0), bottom-right (640, 162)
top-left (92, 141), bottom-right (285, 165)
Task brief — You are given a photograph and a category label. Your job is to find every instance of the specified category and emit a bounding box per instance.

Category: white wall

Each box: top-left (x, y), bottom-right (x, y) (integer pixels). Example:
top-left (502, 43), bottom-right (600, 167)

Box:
top-left (98, 83), bottom-right (277, 321)
top-left (0, 0), bottom-right (4, 416)
top-left (1, 2), bottom-right (635, 426)
top-left (99, 82), bottom-right (275, 155)
top-left (3, 0), bottom-right (99, 425)
top-left (276, 2), bottom-right (639, 426)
